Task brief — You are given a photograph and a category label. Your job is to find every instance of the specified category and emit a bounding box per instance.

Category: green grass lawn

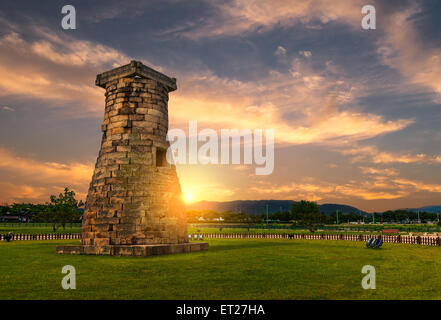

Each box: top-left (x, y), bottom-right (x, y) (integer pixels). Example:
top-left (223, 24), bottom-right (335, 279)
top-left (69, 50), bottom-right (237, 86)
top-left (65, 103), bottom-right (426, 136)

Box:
top-left (0, 238), bottom-right (440, 299)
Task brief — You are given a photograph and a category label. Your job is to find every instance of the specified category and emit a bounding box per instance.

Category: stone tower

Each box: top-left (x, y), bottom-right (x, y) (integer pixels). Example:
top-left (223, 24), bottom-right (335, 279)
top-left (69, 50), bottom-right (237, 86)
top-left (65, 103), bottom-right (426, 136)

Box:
top-left (57, 61), bottom-right (208, 256)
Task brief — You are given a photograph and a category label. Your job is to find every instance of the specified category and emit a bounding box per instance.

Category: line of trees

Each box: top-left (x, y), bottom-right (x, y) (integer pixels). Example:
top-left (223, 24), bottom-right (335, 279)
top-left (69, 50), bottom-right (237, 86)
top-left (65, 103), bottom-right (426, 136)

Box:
top-left (370, 210), bottom-right (440, 224)
top-left (0, 188), bottom-right (84, 232)
top-left (186, 210), bottom-right (262, 223)
top-left (187, 200), bottom-right (332, 225)
top-left (187, 200), bottom-right (441, 226)
top-left (3, 194), bottom-right (439, 229)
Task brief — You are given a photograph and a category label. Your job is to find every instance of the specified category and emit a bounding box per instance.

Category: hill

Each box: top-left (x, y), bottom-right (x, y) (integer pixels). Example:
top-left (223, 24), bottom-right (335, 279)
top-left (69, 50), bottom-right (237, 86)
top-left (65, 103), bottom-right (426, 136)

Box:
top-left (187, 200), bottom-right (367, 215)
top-left (404, 205), bottom-right (441, 213)
top-left (319, 203), bottom-right (367, 216)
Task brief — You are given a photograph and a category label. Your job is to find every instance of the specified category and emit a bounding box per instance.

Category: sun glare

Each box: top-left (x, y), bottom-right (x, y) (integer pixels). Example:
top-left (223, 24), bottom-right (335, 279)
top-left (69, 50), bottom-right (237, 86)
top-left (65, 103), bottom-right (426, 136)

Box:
top-left (184, 192), bottom-right (195, 203)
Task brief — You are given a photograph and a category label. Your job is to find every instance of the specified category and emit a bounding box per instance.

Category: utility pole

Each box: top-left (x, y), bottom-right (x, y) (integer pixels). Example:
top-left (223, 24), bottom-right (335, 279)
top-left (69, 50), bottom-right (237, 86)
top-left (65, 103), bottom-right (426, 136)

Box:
top-left (336, 210), bottom-right (339, 225)
top-left (373, 212), bottom-right (375, 224)
top-left (266, 204), bottom-right (269, 225)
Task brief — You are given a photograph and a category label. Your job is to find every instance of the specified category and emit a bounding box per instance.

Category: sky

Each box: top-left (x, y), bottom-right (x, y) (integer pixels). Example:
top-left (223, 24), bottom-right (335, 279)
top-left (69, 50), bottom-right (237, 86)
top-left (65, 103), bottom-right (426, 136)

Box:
top-left (0, 0), bottom-right (440, 212)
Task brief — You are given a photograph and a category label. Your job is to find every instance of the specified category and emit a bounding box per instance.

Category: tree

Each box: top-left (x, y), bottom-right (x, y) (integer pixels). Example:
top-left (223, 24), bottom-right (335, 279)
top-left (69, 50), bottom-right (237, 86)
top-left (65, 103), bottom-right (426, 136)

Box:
top-left (9, 203), bottom-right (46, 222)
top-left (291, 200), bottom-right (320, 217)
top-left (36, 188), bottom-right (83, 232)
top-left (291, 200), bottom-right (322, 231)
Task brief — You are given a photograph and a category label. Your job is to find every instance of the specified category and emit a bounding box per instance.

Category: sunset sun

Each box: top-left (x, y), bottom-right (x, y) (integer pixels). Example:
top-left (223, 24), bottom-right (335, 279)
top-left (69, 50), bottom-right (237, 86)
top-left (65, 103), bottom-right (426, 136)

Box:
top-left (183, 192), bottom-right (195, 204)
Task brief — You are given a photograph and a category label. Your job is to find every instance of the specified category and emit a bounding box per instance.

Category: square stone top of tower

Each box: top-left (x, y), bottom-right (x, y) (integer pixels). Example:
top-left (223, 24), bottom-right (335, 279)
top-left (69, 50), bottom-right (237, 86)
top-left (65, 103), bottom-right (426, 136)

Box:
top-left (95, 60), bottom-right (177, 92)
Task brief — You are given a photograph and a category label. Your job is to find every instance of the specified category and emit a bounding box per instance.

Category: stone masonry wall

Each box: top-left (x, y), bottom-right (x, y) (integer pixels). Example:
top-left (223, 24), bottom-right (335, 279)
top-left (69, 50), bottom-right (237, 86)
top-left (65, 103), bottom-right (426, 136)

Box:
top-left (82, 76), bottom-right (188, 246)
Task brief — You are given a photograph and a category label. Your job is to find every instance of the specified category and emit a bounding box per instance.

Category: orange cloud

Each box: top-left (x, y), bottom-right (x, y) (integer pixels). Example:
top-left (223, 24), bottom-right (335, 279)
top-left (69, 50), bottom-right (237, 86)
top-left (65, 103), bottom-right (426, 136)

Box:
top-left (0, 147), bottom-right (93, 203)
top-left (0, 30), bottom-right (131, 116)
top-left (359, 167), bottom-right (398, 176)
top-left (247, 179), bottom-right (407, 201)
top-left (171, 61), bottom-right (412, 146)
top-left (243, 169), bottom-right (441, 202)
top-left (393, 178), bottom-right (441, 194)
top-left (342, 145), bottom-right (441, 164)
top-left (0, 19), bottom-right (413, 147)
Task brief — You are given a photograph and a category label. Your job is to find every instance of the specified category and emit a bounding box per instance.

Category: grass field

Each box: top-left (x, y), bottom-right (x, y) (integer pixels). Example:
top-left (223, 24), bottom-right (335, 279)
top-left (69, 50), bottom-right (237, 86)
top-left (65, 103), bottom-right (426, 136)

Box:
top-left (1, 238), bottom-right (440, 299)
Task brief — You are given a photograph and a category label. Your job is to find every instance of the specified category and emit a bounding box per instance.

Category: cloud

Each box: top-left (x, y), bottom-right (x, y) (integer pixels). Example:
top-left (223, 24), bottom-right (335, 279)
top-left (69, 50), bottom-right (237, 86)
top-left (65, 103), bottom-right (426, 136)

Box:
top-left (0, 147), bottom-right (93, 203)
top-left (247, 178), bottom-right (408, 201)
top-left (249, 180), bottom-right (335, 201)
top-left (274, 46), bottom-right (287, 57)
top-left (84, 1), bottom-right (158, 23)
top-left (0, 16), bottom-right (413, 146)
top-left (359, 167), bottom-right (398, 176)
top-left (393, 178), bottom-right (441, 194)
top-left (247, 172), bottom-right (441, 203)
top-left (170, 58), bottom-right (412, 146)
top-left (0, 182), bottom-right (50, 204)
top-left (29, 29), bottom-right (129, 67)
top-left (173, 0), bottom-right (363, 39)
top-left (299, 50), bottom-right (312, 57)
top-left (1, 106), bottom-right (14, 112)
top-left (341, 145), bottom-right (441, 164)
top-left (170, 1), bottom-right (441, 103)
top-left (377, 5), bottom-right (441, 103)
top-left (0, 28), bottom-right (131, 117)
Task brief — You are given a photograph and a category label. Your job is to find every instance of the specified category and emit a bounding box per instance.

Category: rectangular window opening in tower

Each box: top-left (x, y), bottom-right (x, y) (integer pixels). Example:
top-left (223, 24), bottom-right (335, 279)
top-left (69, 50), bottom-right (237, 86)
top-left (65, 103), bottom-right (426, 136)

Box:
top-left (156, 147), bottom-right (167, 167)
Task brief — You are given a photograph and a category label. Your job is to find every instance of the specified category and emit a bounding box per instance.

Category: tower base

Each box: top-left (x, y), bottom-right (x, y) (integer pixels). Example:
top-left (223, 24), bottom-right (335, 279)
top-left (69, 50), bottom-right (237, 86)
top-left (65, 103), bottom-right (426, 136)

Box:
top-left (56, 243), bottom-right (208, 257)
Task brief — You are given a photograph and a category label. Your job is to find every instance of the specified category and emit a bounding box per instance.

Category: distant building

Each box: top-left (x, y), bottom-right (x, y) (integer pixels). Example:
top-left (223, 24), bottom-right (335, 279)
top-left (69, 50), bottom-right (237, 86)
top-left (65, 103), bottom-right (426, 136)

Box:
top-left (0, 215), bottom-right (21, 222)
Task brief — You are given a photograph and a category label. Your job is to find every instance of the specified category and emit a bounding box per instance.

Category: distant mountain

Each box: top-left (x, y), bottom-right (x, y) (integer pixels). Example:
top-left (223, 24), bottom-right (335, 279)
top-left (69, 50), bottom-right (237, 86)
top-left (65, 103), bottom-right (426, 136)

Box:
top-left (187, 200), bottom-right (293, 215)
top-left (319, 204), bottom-right (368, 216)
top-left (187, 200), bottom-right (367, 216)
top-left (404, 205), bottom-right (441, 213)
